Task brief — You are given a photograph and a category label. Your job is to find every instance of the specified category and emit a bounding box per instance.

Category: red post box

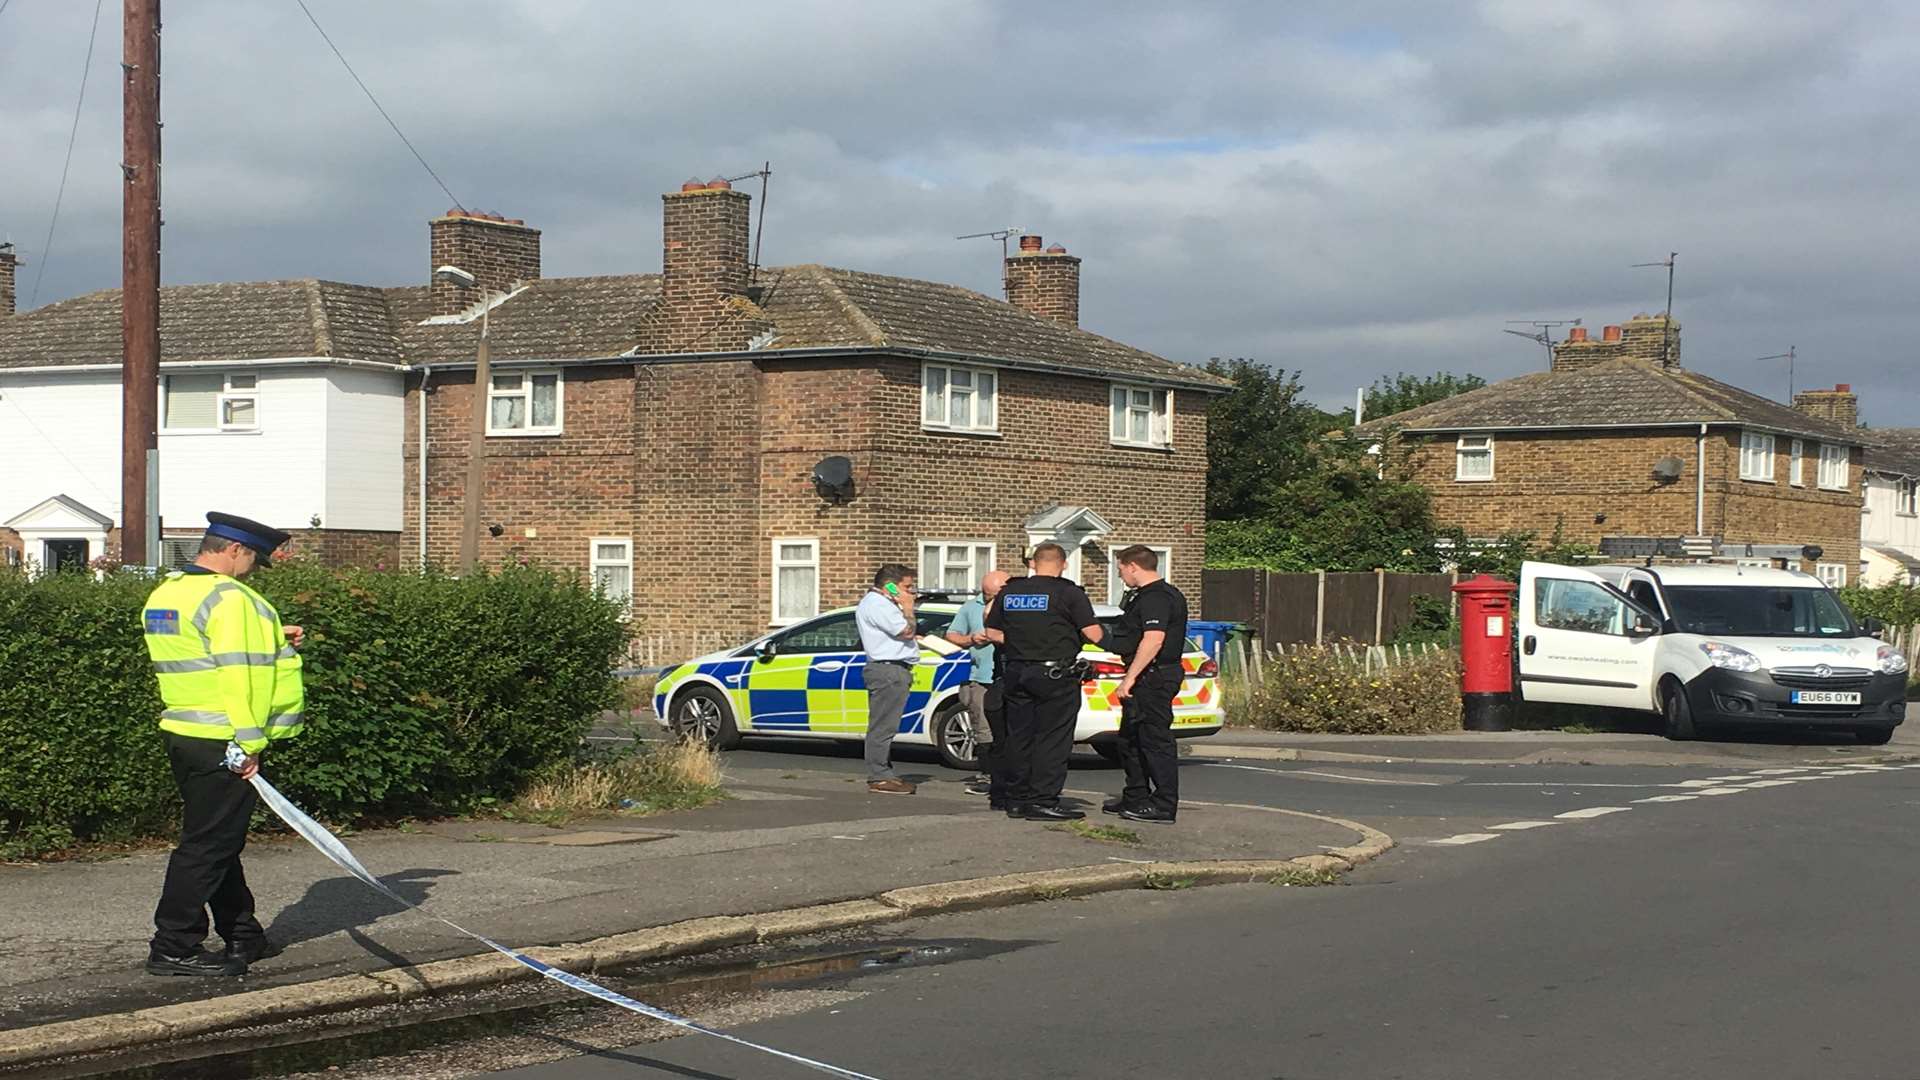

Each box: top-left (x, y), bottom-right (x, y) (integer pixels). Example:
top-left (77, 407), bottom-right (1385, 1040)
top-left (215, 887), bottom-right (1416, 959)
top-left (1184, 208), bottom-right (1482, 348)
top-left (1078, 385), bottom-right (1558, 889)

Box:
top-left (1450, 573), bottom-right (1516, 731)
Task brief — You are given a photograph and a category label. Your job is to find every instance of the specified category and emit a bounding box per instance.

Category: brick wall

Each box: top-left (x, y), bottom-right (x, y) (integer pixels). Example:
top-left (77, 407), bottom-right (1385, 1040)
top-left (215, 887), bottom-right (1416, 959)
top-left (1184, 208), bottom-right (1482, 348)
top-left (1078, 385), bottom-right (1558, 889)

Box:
top-left (0, 526), bottom-right (20, 566)
top-left (634, 183), bottom-right (767, 354)
top-left (0, 244), bottom-right (16, 317)
top-left (1551, 313), bottom-right (1680, 372)
top-left (428, 212), bottom-right (541, 314)
top-left (1793, 385), bottom-right (1859, 428)
top-left (282, 528), bottom-right (402, 568)
top-left (1405, 427), bottom-right (1859, 568)
top-left (1004, 235), bottom-right (1081, 327)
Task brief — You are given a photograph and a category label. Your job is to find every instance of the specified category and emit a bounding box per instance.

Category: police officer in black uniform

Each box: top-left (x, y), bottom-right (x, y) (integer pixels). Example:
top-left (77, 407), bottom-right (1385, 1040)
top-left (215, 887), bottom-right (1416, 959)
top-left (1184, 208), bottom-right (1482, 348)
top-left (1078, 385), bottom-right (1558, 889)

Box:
top-left (984, 542), bottom-right (1103, 820)
top-left (1102, 544), bottom-right (1189, 824)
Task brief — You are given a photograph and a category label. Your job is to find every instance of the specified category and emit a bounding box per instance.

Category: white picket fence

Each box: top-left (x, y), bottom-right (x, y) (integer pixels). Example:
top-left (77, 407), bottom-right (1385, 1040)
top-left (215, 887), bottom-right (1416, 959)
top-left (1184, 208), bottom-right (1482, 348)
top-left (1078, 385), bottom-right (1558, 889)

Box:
top-left (622, 630), bottom-right (738, 671)
top-left (1221, 637), bottom-right (1455, 684)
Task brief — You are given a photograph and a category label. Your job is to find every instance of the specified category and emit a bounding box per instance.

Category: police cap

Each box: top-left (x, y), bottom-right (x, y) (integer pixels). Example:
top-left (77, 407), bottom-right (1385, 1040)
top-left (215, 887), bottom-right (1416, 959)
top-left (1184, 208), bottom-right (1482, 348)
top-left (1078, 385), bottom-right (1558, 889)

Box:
top-left (205, 512), bottom-right (290, 566)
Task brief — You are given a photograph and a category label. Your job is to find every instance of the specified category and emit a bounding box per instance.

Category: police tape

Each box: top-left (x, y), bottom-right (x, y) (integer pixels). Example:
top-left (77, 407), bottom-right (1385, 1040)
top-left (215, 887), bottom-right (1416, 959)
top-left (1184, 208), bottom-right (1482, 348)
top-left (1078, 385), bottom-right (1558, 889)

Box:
top-left (244, 771), bottom-right (886, 1080)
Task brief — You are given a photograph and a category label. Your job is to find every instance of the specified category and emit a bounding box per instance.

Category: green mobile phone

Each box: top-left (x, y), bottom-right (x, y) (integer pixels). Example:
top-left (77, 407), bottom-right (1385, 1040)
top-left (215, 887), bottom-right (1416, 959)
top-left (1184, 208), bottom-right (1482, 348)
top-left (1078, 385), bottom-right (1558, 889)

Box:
top-left (885, 582), bottom-right (900, 597)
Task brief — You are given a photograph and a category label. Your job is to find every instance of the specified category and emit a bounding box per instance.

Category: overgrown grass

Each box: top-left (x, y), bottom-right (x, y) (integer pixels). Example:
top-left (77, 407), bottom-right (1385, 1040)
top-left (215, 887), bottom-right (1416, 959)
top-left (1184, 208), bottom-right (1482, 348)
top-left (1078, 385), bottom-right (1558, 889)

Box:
top-left (505, 739), bottom-right (725, 825)
top-left (1046, 820), bottom-right (1144, 846)
top-left (1232, 644), bottom-right (1463, 734)
top-left (1144, 872), bottom-right (1197, 890)
top-left (1269, 866), bottom-right (1343, 887)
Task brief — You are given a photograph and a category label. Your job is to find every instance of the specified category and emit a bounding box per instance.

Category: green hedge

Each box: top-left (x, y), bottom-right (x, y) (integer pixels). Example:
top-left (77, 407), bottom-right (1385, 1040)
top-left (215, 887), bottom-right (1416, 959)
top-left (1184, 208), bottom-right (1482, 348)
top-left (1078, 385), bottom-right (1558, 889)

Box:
top-left (1835, 584), bottom-right (1920, 628)
top-left (0, 563), bottom-right (627, 856)
top-left (1236, 645), bottom-right (1462, 734)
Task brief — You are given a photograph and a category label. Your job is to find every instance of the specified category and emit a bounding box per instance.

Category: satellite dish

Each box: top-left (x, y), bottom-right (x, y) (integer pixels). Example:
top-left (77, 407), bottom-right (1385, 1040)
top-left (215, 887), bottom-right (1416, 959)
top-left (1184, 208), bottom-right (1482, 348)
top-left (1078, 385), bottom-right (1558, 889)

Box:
top-left (1650, 457), bottom-right (1685, 483)
top-left (812, 456), bottom-right (855, 502)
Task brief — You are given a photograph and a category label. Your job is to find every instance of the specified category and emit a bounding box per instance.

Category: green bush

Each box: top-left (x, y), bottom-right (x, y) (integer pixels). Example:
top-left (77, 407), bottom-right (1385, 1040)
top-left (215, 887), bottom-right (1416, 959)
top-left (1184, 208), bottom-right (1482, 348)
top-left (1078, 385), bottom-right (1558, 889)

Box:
top-left (1237, 645), bottom-right (1462, 734)
top-left (0, 563), bottom-right (627, 855)
top-left (1835, 584), bottom-right (1920, 628)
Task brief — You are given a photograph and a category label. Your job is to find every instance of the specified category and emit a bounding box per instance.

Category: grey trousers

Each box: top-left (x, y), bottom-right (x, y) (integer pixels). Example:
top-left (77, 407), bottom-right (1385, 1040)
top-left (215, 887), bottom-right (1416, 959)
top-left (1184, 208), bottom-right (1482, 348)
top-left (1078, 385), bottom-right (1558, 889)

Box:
top-left (865, 660), bottom-right (913, 780)
top-left (957, 682), bottom-right (993, 745)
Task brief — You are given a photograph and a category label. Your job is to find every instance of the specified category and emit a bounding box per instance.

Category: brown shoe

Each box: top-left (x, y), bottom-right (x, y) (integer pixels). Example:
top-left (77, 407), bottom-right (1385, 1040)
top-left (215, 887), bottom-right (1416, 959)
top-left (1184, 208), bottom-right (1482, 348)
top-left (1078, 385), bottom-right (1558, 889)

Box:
top-left (868, 778), bottom-right (916, 795)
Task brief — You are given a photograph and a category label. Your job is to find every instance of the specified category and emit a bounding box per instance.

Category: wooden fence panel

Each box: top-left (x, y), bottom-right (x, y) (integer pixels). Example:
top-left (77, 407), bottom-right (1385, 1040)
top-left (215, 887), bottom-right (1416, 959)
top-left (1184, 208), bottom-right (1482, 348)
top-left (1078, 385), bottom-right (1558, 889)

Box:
top-left (1263, 573), bottom-right (1321, 644)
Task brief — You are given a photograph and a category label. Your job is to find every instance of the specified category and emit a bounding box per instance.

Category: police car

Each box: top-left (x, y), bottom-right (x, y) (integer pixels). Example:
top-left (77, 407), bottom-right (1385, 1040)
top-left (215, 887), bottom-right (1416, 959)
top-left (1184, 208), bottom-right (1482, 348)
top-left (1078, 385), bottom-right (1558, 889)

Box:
top-left (652, 595), bottom-right (1225, 768)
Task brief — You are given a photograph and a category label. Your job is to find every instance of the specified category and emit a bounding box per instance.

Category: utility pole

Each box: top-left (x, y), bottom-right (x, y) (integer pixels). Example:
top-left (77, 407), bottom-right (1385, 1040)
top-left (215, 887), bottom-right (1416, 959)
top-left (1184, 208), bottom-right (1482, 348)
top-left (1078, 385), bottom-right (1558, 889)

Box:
top-left (121, 0), bottom-right (161, 567)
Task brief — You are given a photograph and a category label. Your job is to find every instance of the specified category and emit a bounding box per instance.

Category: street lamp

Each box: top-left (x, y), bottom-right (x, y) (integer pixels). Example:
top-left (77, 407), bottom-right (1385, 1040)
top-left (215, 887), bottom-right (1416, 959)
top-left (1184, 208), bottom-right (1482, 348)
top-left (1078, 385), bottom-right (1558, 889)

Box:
top-left (434, 265), bottom-right (491, 573)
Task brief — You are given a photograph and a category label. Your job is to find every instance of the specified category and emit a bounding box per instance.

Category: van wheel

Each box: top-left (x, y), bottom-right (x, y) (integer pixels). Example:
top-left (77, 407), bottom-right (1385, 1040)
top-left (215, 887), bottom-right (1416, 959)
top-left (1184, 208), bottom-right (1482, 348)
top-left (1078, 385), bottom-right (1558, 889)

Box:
top-left (671, 686), bottom-right (741, 751)
top-left (1661, 678), bottom-right (1698, 741)
top-left (933, 702), bottom-right (979, 771)
top-left (1854, 726), bottom-right (1894, 746)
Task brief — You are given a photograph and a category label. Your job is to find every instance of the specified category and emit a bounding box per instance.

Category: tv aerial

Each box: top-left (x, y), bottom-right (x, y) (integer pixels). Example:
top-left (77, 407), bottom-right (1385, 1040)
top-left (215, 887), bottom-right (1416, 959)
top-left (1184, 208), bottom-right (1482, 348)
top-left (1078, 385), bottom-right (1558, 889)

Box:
top-left (956, 226), bottom-right (1022, 299)
top-left (1503, 319), bottom-right (1581, 363)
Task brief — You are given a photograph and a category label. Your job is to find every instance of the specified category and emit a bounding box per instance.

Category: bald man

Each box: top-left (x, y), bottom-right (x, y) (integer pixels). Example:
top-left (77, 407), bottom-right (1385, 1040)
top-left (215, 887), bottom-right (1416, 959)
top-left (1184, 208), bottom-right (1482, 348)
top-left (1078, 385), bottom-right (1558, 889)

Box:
top-left (946, 569), bottom-right (1010, 805)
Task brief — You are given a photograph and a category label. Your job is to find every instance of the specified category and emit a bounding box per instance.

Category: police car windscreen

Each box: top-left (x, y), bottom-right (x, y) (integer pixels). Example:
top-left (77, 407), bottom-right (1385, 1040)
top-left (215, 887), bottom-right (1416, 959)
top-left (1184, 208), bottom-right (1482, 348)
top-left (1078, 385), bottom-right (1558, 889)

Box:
top-left (1662, 586), bottom-right (1856, 638)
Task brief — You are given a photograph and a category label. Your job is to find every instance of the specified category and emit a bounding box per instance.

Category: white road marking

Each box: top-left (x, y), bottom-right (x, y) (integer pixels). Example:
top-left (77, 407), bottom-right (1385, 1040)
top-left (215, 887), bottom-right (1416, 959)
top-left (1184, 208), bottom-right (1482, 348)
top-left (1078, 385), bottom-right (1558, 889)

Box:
top-left (1463, 781), bottom-right (1674, 789)
top-left (1734, 779), bottom-right (1799, 788)
top-left (1430, 833), bottom-right (1502, 845)
top-left (1634, 795), bottom-right (1699, 803)
top-left (1197, 762), bottom-right (1444, 786)
top-left (1555, 806), bottom-right (1631, 819)
top-left (1816, 771), bottom-right (1863, 777)
top-left (1106, 856), bottom-right (1153, 864)
top-left (1490, 821), bottom-right (1559, 830)
top-left (1692, 787), bottom-right (1746, 795)
top-left (1750, 768), bottom-right (1811, 775)
top-left (1677, 779), bottom-right (1730, 788)
top-left (1705, 775), bottom-right (1751, 781)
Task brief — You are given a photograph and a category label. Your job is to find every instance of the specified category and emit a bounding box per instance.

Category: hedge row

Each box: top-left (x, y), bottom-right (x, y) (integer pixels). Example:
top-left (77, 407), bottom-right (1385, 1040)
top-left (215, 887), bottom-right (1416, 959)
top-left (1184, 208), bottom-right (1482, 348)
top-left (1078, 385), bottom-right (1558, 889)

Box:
top-left (0, 563), bottom-right (627, 856)
top-left (1236, 644), bottom-right (1462, 735)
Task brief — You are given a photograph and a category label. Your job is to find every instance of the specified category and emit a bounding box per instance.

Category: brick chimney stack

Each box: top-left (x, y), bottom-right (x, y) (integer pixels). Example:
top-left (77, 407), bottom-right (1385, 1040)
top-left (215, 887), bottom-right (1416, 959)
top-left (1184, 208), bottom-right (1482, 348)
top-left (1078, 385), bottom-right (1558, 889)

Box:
top-left (1551, 312), bottom-right (1681, 373)
top-left (653, 177), bottom-right (754, 352)
top-left (428, 210), bottom-right (541, 314)
top-left (1005, 234), bottom-right (1081, 327)
top-left (1793, 383), bottom-right (1859, 428)
top-left (0, 243), bottom-right (17, 316)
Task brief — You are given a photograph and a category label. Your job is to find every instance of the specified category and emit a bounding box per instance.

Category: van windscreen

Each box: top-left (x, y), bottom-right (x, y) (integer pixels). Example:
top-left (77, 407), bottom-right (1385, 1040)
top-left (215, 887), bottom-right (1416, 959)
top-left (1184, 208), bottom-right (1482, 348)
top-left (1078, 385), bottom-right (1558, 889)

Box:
top-left (1661, 586), bottom-right (1855, 638)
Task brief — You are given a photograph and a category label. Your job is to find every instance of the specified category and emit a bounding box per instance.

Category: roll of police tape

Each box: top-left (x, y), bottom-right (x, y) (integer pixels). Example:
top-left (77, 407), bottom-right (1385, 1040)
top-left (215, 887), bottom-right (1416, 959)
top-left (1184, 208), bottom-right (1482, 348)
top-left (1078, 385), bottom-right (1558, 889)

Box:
top-left (246, 772), bottom-right (885, 1080)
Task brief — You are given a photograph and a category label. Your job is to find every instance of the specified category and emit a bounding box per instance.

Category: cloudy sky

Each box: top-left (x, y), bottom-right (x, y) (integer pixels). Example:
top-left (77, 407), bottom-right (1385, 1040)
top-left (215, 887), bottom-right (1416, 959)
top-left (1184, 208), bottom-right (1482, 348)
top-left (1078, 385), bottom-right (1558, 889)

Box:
top-left (3, 1), bottom-right (1916, 419)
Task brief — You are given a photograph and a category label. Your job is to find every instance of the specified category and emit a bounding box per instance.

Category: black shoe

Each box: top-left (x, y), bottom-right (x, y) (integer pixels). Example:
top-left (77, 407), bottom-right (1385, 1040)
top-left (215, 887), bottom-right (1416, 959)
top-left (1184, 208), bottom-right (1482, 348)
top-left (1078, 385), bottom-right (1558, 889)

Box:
top-left (964, 780), bottom-right (994, 796)
top-left (1102, 797), bottom-right (1135, 815)
top-left (147, 949), bottom-right (247, 977)
top-left (1119, 806), bottom-right (1176, 824)
top-left (989, 801), bottom-right (1010, 811)
top-left (224, 937), bottom-right (283, 964)
top-left (1020, 804), bottom-right (1087, 821)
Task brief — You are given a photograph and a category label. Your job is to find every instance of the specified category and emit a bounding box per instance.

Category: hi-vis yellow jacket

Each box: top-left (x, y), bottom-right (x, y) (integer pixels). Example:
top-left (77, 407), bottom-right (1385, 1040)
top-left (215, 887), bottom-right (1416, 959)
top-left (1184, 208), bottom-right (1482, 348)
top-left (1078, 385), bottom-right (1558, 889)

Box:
top-left (142, 570), bottom-right (304, 753)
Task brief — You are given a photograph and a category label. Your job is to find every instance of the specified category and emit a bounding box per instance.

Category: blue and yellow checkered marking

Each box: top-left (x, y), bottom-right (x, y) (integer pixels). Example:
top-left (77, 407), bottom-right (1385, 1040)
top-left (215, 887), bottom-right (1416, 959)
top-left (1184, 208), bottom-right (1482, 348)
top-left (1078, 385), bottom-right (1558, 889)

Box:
top-left (657, 649), bottom-right (975, 737)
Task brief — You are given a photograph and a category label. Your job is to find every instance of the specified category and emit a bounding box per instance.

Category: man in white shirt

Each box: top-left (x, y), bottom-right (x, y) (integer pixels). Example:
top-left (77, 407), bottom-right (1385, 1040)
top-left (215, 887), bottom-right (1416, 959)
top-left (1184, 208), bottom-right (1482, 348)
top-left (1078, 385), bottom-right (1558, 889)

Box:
top-left (856, 564), bottom-right (922, 794)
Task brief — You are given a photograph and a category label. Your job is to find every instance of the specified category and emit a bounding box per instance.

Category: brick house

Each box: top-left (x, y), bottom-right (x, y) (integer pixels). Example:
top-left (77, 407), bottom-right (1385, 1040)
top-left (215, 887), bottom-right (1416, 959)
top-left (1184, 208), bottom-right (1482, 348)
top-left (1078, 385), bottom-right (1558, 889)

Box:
top-left (0, 181), bottom-right (1225, 638)
top-left (1358, 314), bottom-right (1868, 583)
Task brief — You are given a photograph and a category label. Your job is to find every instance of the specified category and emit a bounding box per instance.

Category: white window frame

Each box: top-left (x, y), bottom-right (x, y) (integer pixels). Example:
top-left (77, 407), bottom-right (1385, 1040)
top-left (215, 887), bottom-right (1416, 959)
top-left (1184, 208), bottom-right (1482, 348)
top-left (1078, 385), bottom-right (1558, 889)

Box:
top-left (1110, 383), bottom-right (1173, 449)
top-left (160, 372), bottom-right (259, 433)
top-left (1739, 431), bottom-right (1775, 482)
top-left (1899, 477), bottom-right (1918, 517)
top-left (1817, 443), bottom-right (1849, 491)
top-left (1455, 435), bottom-right (1494, 481)
top-left (917, 540), bottom-right (996, 593)
top-left (1816, 562), bottom-right (1847, 588)
top-left (485, 369), bottom-right (564, 437)
top-left (920, 362), bottom-right (999, 436)
top-left (770, 536), bottom-right (820, 626)
top-left (1789, 439), bottom-right (1804, 487)
top-left (1106, 545), bottom-right (1172, 605)
top-left (589, 537), bottom-right (633, 612)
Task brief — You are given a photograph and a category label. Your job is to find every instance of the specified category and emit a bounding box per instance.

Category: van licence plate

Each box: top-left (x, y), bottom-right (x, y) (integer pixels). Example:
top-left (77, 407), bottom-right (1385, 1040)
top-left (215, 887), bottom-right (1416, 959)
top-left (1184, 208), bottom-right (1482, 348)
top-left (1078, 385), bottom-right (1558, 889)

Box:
top-left (1790, 691), bottom-right (1861, 705)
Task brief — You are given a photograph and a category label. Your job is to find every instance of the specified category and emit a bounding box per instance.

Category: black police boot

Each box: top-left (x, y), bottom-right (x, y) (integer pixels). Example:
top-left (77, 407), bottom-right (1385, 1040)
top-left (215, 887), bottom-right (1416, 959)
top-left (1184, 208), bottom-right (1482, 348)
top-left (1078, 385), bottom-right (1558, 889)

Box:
top-left (224, 937), bottom-right (284, 964)
top-left (147, 948), bottom-right (247, 977)
top-left (1102, 796), bottom-right (1133, 815)
top-left (1020, 804), bottom-right (1086, 821)
top-left (1119, 805), bottom-right (1177, 825)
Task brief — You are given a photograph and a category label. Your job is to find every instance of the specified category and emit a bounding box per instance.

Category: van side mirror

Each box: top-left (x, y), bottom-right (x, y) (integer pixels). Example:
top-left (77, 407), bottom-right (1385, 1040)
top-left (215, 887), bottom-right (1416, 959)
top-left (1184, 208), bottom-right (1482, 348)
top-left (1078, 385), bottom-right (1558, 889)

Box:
top-left (1628, 613), bottom-right (1658, 638)
top-left (1863, 616), bottom-right (1886, 639)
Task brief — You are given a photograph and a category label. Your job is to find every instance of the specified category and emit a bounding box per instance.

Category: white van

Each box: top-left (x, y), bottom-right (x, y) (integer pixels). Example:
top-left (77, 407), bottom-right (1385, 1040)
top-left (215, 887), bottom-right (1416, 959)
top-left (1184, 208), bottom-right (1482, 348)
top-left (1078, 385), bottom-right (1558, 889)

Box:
top-left (1516, 561), bottom-right (1908, 744)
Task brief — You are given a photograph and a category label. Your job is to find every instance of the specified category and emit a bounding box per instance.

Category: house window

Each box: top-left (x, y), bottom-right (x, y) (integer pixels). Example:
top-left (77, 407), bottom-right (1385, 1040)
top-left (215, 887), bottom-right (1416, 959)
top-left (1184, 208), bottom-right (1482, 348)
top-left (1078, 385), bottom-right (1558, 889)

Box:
top-left (921, 363), bottom-right (998, 434)
top-left (1900, 478), bottom-right (1918, 517)
top-left (1107, 545), bottom-right (1172, 604)
top-left (159, 535), bottom-right (200, 570)
top-left (1110, 384), bottom-right (1172, 448)
top-left (1789, 440), bottom-right (1804, 487)
top-left (1816, 562), bottom-right (1847, 588)
top-left (771, 537), bottom-right (819, 625)
top-left (487, 371), bottom-right (562, 435)
top-left (1817, 443), bottom-right (1849, 491)
top-left (590, 538), bottom-right (633, 608)
top-left (1739, 431), bottom-right (1775, 481)
top-left (1455, 435), bottom-right (1493, 481)
top-left (918, 541), bottom-right (995, 592)
top-left (162, 373), bottom-right (258, 432)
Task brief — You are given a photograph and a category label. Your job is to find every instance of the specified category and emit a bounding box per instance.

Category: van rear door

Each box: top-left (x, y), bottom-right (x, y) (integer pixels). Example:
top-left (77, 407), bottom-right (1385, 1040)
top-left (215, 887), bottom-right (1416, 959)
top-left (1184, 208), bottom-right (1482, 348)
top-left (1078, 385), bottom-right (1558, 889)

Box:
top-left (1517, 561), bottom-right (1660, 711)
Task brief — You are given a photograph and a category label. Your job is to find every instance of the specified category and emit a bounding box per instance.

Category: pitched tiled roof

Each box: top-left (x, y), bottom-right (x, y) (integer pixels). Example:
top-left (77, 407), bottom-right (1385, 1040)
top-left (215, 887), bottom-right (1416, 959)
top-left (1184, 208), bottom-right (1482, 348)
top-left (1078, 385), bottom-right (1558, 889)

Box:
top-left (1863, 428), bottom-right (1920, 476)
top-left (0, 265), bottom-right (1228, 389)
top-left (1356, 358), bottom-right (1867, 445)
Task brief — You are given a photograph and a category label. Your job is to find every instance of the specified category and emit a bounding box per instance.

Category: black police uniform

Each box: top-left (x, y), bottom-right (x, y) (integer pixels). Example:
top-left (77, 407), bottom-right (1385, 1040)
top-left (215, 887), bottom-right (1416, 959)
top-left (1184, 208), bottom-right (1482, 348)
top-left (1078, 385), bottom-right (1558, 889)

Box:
top-left (1115, 578), bottom-right (1189, 816)
top-left (985, 574), bottom-right (1098, 816)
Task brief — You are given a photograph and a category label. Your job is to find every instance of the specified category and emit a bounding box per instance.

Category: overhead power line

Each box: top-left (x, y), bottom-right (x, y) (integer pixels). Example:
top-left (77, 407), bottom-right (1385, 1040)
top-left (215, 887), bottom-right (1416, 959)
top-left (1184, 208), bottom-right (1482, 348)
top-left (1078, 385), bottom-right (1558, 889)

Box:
top-left (290, 0), bottom-right (464, 211)
top-left (29, 0), bottom-right (106, 310)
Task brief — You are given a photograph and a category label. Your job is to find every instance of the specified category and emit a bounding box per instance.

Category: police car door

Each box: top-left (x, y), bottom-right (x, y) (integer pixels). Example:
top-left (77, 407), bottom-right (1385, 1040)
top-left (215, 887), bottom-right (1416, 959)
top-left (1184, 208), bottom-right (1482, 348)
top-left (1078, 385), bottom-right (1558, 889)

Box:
top-left (1518, 561), bottom-right (1660, 711)
top-left (752, 612), bottom-right (859, 735)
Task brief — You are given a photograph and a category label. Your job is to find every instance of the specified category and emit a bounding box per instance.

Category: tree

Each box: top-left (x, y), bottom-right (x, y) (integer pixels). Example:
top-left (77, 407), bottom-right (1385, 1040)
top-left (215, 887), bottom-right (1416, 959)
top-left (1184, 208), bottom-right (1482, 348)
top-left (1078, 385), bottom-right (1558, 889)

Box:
top-left (1203, 358), bottom-right (1338, 520)
top-left (1357, 371), bottom-right (1486, 424)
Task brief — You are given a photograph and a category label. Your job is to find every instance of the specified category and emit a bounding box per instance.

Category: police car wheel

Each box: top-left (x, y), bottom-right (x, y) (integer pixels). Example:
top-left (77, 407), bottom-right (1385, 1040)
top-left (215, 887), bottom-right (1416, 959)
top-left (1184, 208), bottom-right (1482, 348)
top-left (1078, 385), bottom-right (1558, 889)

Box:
top-left (933, 703), bottom-right (979, 771)
top-left (672, 686), bottom-right (741, 751)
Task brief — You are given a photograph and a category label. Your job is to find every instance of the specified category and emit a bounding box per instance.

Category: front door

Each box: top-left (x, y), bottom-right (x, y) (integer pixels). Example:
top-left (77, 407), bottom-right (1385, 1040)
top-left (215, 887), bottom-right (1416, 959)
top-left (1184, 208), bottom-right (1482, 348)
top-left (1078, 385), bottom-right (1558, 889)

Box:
top-left (1517, 561), bottom-right (1660, 711)
top-left (43, 539), bottom-right (89, 573)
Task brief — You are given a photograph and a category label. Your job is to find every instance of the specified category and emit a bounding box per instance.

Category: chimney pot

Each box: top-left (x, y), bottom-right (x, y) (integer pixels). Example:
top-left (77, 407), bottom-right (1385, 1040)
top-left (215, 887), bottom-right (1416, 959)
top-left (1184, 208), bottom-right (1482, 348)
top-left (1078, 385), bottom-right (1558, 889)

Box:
top-left (1602, 324), bottom-right (1622, 342)
top-left (1018, 234), bottom-right (1043, 253)
top-left (1836, 383), bottom-right (1851, 392)
top-left (706, 177), bottom-right (732, 190)
top-left (1567, 327), bottom-right (1589, 342)
top-left (1046, 243), bottom-right (1067, 254)
top-left (681, 179), bottom-right (705, 192)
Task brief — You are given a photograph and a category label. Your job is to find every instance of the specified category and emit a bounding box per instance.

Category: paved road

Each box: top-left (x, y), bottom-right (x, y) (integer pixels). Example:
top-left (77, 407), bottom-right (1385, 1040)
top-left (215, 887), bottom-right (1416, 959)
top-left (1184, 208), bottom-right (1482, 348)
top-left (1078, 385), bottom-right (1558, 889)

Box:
top-left (271, 745), bottom-right (1920, 1079)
